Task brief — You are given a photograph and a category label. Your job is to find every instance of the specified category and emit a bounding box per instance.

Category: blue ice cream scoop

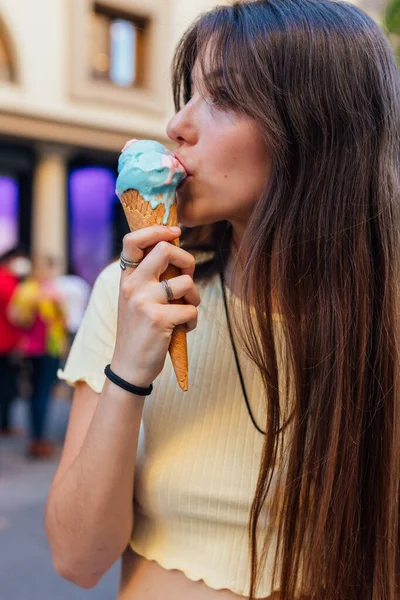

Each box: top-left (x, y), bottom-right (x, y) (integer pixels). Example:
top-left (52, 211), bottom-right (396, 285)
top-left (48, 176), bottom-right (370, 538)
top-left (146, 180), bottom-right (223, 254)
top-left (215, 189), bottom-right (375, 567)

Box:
top-left (116, 139), bottom-right (187, 225)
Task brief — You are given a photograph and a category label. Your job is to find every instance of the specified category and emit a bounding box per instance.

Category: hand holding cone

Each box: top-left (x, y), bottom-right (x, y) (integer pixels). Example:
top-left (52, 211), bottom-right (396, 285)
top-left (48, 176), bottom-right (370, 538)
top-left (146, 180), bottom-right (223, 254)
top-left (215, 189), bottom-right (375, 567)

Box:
top-left (117, 141), bottom-right (189, 391)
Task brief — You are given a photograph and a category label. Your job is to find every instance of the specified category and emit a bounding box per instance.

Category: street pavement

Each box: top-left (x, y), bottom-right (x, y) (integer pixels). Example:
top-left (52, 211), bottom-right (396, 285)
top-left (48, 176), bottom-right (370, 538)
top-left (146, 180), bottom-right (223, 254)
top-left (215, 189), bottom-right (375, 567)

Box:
top-left (0, 390), bottom-right (120, 600)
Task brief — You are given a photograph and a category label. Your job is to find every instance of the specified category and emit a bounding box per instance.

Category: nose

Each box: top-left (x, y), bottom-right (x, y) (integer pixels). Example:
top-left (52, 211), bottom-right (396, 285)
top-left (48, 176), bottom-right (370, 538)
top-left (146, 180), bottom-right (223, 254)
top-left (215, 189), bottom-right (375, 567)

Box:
top-left (166, 111), bottom-right (184, 145)
top-left (166, 103), bottom-right (196, 146)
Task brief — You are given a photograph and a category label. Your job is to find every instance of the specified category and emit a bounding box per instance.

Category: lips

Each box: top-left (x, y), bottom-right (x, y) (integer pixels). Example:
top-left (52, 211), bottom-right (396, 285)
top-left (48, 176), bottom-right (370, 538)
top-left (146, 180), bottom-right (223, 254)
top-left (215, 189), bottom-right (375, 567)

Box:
top-left (177, 175), bottom-right (192, 190)
top-left (174, 154), bottom-right (193, 177)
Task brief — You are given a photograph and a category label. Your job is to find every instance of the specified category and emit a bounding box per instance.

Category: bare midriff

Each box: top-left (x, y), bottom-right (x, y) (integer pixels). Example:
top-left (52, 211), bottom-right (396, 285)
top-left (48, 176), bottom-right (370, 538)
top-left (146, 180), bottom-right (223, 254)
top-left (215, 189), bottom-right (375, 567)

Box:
top-left (117, 545), bottom-right (273, 600)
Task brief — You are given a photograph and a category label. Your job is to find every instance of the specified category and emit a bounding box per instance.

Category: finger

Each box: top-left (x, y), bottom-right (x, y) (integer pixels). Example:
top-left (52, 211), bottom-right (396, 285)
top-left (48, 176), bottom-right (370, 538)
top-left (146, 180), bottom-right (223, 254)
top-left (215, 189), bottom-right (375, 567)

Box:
top-left (161, 304), bottom-right (198, 332)
top-left (154, 275), bottom-right (201, 307)
top-left (135, 241), bottom-right (196, 281)
top-left (121, 226), bottom-right (181, 277)
top-left (119, 253), bottom-right (143, 274)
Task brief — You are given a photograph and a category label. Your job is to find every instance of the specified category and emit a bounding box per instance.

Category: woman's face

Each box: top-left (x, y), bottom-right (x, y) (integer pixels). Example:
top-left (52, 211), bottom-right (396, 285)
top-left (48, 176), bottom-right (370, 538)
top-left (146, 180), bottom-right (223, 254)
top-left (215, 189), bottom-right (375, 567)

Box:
top-left (166, 61), bottom-right (270, 230)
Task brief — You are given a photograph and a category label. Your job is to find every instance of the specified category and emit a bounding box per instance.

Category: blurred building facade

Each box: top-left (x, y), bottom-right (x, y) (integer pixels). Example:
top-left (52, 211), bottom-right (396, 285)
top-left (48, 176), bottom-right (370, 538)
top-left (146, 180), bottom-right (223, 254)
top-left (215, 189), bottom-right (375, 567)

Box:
top-left (0, 0), bottom-right (389, 283)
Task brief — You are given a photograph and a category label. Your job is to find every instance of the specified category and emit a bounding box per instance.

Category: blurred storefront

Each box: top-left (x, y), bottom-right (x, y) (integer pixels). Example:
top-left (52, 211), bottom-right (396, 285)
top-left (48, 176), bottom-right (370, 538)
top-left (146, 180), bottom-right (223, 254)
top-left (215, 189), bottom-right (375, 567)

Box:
top-left (0, 0), bottom-right (225, 283)
top-left (0, 0), bottom-right (389, 284)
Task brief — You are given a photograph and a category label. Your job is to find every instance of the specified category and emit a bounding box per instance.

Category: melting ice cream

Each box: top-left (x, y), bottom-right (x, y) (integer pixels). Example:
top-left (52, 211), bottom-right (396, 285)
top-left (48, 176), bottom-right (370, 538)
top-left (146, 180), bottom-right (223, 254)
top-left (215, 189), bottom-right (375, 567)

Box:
top-left (116, 139), bottom-right (187, 225)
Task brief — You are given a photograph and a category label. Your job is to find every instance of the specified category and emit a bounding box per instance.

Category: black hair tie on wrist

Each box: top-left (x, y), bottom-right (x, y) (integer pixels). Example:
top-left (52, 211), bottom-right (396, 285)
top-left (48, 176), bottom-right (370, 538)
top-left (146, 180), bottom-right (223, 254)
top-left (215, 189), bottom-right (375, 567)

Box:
top-left (104, 364), bottom-right (153, 396)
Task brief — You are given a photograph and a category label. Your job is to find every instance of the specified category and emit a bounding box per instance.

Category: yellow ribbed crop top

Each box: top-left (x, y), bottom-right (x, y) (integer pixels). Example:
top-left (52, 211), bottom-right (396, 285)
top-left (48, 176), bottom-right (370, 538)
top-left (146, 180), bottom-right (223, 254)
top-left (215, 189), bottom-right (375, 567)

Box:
top-left (58, 260), bottom-right (288, 598)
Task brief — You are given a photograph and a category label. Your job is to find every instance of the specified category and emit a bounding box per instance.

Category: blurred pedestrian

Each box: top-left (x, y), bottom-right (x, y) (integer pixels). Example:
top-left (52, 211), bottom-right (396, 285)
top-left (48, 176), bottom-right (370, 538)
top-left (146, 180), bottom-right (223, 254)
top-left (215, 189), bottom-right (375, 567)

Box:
top-left (8, 256), bottom-right (67, 458)
top-left (54, 269), bottom-right (90, 343)
top-left (0, 247), bottom-right (32, 436)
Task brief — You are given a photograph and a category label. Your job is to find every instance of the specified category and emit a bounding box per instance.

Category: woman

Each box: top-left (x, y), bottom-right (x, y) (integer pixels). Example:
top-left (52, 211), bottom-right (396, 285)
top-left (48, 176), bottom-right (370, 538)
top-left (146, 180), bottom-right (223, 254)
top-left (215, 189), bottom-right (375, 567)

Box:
top-left (45, 1), bottom-right (400, 598)
top-left (9, 256), bottom-right (67, 457)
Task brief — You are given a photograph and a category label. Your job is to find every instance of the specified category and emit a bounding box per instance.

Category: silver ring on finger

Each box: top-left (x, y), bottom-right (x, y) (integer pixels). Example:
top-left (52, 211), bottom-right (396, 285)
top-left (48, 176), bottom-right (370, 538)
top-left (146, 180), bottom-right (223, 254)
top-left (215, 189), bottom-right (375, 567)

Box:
top-left (120, 253), bottom-right (142, 271)
top-left (161, 279), bottom-right (174, 303)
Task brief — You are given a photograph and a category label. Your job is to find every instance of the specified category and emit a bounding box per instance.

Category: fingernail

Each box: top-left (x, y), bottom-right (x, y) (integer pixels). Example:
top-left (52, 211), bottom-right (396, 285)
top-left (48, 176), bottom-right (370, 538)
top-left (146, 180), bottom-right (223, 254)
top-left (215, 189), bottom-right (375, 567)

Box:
top-left (168, 226), bottom-right (181, 233)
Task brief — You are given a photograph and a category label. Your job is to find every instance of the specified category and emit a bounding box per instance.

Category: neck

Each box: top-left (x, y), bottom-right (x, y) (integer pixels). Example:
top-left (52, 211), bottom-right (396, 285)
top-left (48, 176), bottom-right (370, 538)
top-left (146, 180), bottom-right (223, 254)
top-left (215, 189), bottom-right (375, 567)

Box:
top-left (224, 220), bottom-right (248, 298)
top-left (223, 220), bottom-right (280, 313)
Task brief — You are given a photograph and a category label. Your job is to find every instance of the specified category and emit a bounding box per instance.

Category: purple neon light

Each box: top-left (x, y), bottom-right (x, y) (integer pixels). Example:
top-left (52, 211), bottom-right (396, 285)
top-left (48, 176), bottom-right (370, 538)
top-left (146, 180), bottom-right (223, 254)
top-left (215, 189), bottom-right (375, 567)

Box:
top-left (0, 176), bottom-right (19, 255)
top-left (69, 167), bottom-right (117, 284)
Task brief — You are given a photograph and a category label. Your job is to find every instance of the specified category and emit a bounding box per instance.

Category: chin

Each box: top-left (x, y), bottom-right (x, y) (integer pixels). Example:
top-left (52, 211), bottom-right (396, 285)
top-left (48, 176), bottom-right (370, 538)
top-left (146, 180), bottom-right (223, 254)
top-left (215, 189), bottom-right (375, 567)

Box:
top-left (177, 204), bottom-right (218, 229)
top-left (177, 190), bottom-right (220, 228)
top-left (177, 212), bottom-right (209, 229)
top-left (176, 194), bottom-right (199, 227)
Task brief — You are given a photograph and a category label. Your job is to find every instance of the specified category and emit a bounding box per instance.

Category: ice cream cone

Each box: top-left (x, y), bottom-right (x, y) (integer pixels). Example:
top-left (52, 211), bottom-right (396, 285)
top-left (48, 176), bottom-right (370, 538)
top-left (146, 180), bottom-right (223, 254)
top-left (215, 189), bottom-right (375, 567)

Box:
top-left (121, 189), bottom-right (188, 391)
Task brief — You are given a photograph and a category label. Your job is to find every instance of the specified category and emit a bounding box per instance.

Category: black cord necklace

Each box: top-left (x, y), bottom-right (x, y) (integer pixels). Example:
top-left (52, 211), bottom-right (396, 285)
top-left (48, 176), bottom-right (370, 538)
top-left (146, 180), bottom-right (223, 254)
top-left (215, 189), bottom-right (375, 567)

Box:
top-left (219, 271), bottom-right (266, 436)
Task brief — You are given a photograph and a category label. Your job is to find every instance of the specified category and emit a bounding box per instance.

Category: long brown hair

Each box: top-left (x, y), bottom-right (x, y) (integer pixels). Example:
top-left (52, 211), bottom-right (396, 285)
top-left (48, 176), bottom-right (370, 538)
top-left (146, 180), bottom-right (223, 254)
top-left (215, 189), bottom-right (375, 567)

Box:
top-left (173, 1), bottom-right (400, 598)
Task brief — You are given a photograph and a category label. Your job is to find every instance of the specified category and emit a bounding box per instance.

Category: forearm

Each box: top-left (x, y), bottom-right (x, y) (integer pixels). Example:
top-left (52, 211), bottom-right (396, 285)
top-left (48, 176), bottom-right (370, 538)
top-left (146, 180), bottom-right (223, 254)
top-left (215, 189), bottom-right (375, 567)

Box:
top-left (45, 379), bottom-right (144, 587)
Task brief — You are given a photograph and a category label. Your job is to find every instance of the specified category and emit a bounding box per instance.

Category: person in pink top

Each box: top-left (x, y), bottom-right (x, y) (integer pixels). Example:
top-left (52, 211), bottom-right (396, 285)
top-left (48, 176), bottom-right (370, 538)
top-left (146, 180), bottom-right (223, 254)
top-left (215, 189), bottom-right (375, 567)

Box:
top-left (0, 246), bottom-right (32, 436)
top-left (9, 256), bottom-right (67, 458)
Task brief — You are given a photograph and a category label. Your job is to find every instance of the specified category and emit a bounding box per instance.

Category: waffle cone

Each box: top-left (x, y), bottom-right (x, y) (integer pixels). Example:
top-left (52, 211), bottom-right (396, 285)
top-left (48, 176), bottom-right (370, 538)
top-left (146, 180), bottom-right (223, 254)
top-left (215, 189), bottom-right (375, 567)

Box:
top-left (121, 189), bottom-right (188, 391)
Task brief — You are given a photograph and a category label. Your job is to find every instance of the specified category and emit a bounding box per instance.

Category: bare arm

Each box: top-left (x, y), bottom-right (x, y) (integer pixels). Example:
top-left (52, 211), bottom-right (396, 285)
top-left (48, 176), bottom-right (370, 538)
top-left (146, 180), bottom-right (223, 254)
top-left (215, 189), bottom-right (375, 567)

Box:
top-left (45, 380), bottom-right (145, 589)
top-left (45, 226), bottom-right (199, 589)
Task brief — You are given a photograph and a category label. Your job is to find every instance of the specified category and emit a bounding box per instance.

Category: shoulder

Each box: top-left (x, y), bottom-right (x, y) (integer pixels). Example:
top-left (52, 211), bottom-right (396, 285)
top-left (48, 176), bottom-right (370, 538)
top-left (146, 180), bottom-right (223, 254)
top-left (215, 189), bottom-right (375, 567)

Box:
top-left (82, 261), bottom-right (120, 321)
top-left (96, 260), bottom-right (121, 289)
top-left (92, 261), bottom-right (120, 303)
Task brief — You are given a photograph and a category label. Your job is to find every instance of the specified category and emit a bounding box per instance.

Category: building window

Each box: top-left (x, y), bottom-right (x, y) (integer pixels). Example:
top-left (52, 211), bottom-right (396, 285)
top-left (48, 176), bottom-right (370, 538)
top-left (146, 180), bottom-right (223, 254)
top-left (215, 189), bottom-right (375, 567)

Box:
top-left (71, 0), bottom-right (168, 114)
top-left (0, 176), bottom-right (19, 255)
top-left (0, 22), bottom-right (15, 82)
top-left (90, 4), bottom-right (147, 87)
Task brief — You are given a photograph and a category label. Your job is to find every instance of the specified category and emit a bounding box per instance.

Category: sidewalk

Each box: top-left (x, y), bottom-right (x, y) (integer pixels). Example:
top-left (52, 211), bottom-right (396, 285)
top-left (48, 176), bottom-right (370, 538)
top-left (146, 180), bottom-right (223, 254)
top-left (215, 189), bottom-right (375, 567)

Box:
top-left (0, 392), bottom-right (120, 600)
